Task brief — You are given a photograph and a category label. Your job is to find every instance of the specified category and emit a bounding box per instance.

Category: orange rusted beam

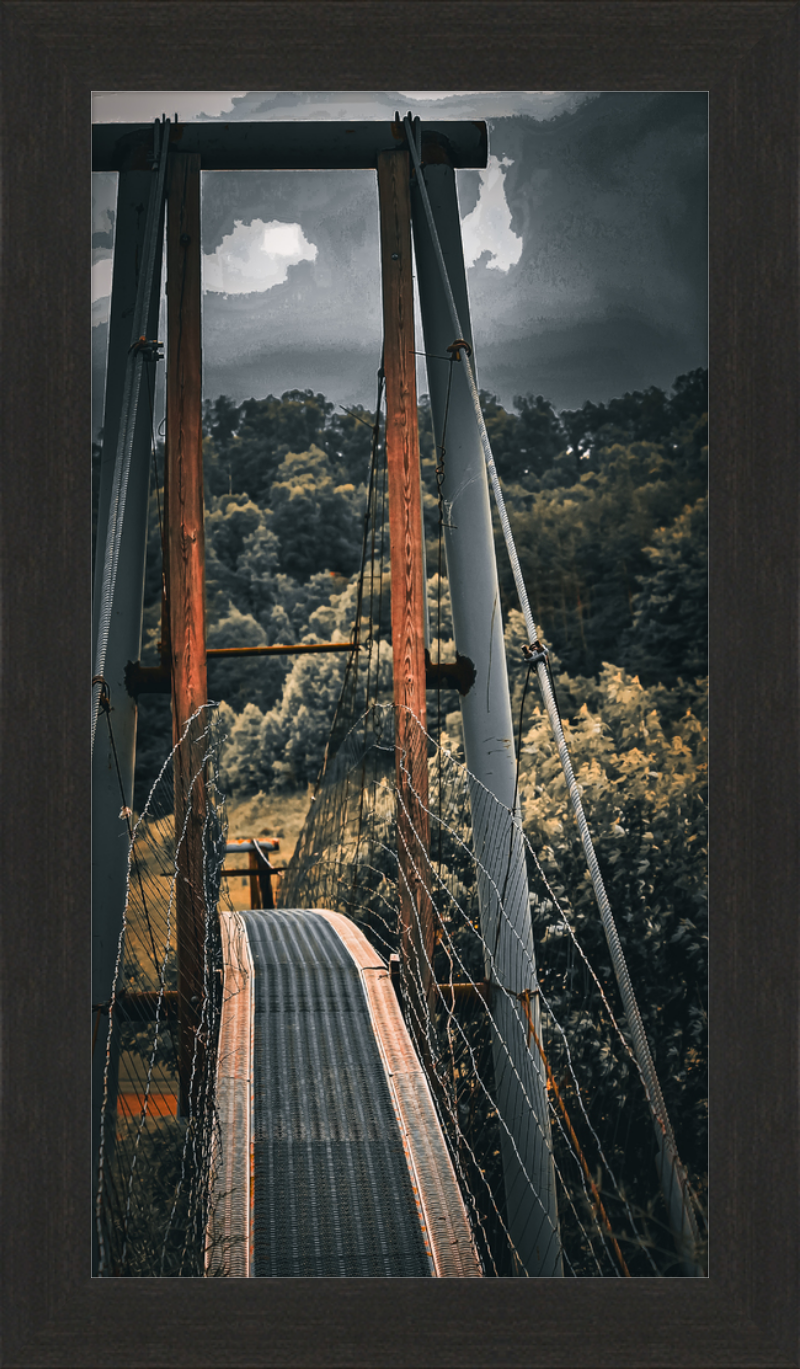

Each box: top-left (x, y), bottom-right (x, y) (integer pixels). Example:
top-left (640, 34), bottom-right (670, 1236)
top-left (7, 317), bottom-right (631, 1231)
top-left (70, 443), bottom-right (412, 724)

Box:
top-left (207, 641), bottom-right (355, 658)
top-left (118, 1093), bottom-right (178, 1119)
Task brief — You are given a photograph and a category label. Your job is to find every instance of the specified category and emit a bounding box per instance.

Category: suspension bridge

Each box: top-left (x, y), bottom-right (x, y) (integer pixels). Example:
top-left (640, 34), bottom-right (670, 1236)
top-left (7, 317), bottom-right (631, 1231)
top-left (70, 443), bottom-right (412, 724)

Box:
top-left (91, 113), bottom-right (706, 1278)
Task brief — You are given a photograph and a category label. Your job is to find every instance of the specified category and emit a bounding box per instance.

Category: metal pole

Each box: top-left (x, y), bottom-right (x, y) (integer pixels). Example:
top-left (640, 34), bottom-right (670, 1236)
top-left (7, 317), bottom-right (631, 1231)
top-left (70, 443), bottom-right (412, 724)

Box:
top-left (91, 165), bottom-right (165, 1272)
top-left (410, 159), bottom-right (562, 1276)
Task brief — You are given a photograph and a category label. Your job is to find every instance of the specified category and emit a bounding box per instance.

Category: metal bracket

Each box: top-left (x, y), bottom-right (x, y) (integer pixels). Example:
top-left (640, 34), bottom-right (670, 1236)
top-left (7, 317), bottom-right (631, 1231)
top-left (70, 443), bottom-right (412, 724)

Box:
top-left (446, 337), bottom-right (472, 361)
top-left (425, 649), bottom-right (476, 696)
top-left (125, 659), bottom-right (171, 699)
top-left (129, 336), bottom-right (164, 362)
top-left (522, 640), bottom-right (549, 667)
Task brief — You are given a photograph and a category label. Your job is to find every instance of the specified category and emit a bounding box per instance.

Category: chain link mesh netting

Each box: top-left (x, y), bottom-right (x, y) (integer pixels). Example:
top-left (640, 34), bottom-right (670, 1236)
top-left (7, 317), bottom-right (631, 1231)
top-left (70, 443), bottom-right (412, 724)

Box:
top-left (282, 702), bottom-right (695, 1277)
top-left (94, 704), bottom-right (230, 1276)
top-left (94, 358), bottom-right (703, 1277)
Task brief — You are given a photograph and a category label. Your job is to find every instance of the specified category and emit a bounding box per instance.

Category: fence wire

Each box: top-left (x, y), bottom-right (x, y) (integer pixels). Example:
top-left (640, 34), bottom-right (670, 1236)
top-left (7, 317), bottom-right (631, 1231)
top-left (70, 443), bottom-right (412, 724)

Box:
top-left (283, 702), bottom-right (692, 1277)
top-left (94, 704), bottom-right (230, 1276)
top-left (93, 358), bottom-right (703, 1276)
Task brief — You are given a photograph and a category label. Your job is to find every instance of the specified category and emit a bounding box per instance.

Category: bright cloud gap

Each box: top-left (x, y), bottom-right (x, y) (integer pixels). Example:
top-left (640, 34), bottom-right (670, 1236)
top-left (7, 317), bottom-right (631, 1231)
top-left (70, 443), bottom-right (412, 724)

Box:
top-left (203, 218), bottom-right (318, 296)
top-left (462, 155), bottom-right (522, 272)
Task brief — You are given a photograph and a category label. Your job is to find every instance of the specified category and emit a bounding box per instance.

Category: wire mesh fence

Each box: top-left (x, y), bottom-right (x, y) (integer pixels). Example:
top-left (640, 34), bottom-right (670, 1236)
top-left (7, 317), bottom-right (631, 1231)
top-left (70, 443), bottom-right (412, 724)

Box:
top-left (93, 358), bottom-right (705, 1276)
top-left (93, 696), bottom-right (703, 1275)
top-left (283, 702), bottom-right (702, 1276)
top-left (94, 705), bottom-right (230, 1276)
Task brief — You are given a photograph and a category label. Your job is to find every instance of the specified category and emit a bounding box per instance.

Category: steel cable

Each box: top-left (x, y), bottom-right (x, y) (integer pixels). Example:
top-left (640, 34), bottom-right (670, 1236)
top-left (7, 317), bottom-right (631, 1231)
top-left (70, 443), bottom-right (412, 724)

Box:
top-left (402, 113), bottom-right (703, 1272)
top-left (283, 702), bottom-right (670, 1274)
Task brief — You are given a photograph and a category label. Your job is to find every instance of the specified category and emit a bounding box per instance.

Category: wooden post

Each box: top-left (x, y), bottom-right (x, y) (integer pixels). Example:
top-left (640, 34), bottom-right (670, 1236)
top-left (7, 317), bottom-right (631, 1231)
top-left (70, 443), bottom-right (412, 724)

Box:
top-left (165, 152), bottom-right (208, 1113)
top-left (377, 150), bottom-right (435, 1050)
top-left (248, 850), bottom-right (263, 910)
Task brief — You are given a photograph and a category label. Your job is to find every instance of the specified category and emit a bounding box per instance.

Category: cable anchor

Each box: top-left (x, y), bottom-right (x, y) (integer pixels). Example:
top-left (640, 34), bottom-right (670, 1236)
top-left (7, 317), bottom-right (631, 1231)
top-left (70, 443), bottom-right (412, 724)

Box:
top-left (446, 338), bottom-right (472, 361)
top-left (92, 674), bottom-right (111, 712)
top-left (522, 639), bottom-right (549, 667)
top-left (129, 336), bottom-right (164, 362)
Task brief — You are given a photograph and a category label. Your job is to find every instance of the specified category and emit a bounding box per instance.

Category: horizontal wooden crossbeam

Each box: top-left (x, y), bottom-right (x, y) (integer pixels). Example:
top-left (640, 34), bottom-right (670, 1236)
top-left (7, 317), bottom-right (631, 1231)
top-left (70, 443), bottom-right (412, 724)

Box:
top-left (125, 642), bottom-right (356, 697)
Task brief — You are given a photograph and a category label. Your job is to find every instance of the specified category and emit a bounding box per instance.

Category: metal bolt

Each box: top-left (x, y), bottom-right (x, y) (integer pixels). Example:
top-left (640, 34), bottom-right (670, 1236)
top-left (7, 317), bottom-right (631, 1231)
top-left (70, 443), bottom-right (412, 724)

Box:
top-left (391, 253), bottom-right (399, 261)
top-left (180, 233), bottom-right (190, 245)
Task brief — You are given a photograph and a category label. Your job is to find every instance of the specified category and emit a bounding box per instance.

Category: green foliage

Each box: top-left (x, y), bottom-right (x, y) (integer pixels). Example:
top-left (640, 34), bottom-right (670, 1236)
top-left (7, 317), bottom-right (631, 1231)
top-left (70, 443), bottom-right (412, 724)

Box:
top-left (560, 368), bottom-right (708, 456)
top-left (268, 446), bottom-right (365, 581)
top-left (261, 650), bottom-right (350, 791)
top-left (203, 389), bottom-right (334, 503)
top-left (133, 372), bottom-right (707, 863)
top-left (412, 370), bottom-right (706, 682)
top-left (217, 699), bottom-right (268, 795)
top-left (504, 608), bottom-right (708, 1214)
top-left (204, 493), bottom-right (279, 619)
top-left (202, 389), bottom-right (374, 504)
top-left (498, 412), bottom-right (707, 678)
top-left (121, 372), bottom-right (707, 1263)
top-left (506, 393), bottom-right (565, 482)
top-left (620, 494), bottom-right (708, 685)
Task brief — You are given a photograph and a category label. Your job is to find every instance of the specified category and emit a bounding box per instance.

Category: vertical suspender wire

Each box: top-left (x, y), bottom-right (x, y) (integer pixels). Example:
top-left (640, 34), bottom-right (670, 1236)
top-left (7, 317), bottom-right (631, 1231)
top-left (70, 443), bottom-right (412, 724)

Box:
top-left (403, 113), bottom-right (703, 1275)
top-left (91, 118), bottom-right (171, 753)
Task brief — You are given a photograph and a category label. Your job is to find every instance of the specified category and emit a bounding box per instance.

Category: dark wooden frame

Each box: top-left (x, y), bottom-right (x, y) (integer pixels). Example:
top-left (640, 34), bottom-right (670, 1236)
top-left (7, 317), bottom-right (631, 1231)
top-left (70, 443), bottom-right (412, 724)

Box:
top-left (1, 2), bottom-right (797, 1364)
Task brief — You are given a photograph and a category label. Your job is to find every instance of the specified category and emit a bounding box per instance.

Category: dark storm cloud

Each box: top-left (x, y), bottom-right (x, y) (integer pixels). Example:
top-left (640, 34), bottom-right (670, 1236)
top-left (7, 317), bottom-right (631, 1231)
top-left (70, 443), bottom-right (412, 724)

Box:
top-left (92, 92), bottom-right (707, 424)
top-left (200, 169), bottom-right (383, 407)
top-left (198, 92), bottom-right (706, 413)
top-left (469, 92), bottom-right (708, 408)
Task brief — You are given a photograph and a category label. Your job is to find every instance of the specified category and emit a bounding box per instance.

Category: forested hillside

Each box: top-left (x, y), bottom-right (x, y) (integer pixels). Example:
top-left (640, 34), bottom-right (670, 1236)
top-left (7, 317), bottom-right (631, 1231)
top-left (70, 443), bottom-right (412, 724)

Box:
top-left (122, 368), bottom-right (706, 816)
top-left (98, 369), bottom-right (707, 1224)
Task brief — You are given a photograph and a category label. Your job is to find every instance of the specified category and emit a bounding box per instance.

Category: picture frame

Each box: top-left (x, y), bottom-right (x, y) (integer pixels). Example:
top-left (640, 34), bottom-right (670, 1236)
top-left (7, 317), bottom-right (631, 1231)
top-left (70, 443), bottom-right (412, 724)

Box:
top-left (1, 1), bottom-right (797, 1363)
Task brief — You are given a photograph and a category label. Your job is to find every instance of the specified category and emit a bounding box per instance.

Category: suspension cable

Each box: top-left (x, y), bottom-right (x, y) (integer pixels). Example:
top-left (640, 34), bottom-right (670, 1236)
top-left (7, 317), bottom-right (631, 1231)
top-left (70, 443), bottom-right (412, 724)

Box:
top-left (403, 112), bottom-right (703, 1271)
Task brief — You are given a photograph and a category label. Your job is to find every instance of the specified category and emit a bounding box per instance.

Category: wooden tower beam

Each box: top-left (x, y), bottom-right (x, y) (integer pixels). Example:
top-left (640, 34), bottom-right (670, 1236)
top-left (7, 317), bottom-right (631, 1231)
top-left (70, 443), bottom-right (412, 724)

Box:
top-left (165, 151), bottom-right (208, 1112)
top-left (377, 150), bottom-right (436, 1049)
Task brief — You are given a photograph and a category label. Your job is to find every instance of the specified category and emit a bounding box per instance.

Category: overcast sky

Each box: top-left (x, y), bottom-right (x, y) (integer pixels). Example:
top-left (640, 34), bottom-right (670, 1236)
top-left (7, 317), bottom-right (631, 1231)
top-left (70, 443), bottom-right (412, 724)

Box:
top-left (92, 90), bottom-right (707, 433)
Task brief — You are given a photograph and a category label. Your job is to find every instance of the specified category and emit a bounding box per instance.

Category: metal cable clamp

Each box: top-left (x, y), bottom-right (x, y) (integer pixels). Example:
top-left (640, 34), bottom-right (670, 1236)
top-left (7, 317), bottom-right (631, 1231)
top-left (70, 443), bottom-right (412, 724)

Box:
top-left (522, 640), bottom-right (549, 667)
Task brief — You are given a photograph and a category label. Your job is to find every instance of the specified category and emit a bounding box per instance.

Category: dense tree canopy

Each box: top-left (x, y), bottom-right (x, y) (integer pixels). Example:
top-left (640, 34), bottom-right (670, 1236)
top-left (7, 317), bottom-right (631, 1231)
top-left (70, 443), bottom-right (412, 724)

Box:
top-left (127, 369), bottom-right (707, 811)
top-left (101, 367), bottom-right (707, 1259)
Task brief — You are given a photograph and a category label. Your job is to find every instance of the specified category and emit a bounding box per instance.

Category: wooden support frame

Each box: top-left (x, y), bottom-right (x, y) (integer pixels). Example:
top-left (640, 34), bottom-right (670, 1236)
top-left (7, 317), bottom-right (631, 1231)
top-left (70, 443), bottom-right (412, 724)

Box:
top-left (165, 151), bottom-right (208, 1112)
top-left (377, 150), bottom-right (436, 1047)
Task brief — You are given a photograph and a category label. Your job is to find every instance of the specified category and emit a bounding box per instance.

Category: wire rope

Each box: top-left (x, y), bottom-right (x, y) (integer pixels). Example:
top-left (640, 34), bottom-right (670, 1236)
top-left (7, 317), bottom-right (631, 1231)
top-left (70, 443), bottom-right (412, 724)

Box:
top-left (402, 112), bottom-right (703, 1271)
